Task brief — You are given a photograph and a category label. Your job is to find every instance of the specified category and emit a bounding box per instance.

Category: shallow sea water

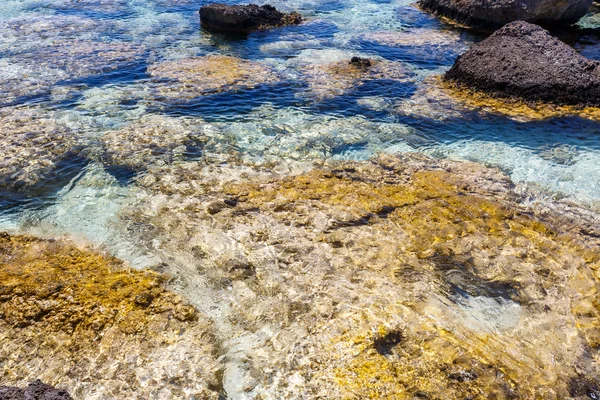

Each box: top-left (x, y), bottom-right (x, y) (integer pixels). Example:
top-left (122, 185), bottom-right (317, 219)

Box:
top-left (1, 0), bottom-right (600, 398)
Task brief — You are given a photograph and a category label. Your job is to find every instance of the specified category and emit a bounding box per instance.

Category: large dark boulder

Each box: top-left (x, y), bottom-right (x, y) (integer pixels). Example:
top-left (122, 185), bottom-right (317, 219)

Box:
top-left (0, 380), bottom-right (73, 400)
top-left (444, 21), bottom-right (600, 106)
top-left (199, 3), bottom-right (302, 33)
top-left (419, 0), bottom-right (593, 29)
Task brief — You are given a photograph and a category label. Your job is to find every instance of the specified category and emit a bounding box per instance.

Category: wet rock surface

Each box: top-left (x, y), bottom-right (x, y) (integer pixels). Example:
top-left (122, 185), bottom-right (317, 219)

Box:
top-left (199, 3), bottom-right (302, 33)
top-left (396, 76), bottom-right (600, 122)
top-left (98, 114), bottom-right (209, 171)
top-left (0, 108), bottom-right (81, 192)
top-left (0, 233), bottom-right (221, 399)
top-left (445, 21), bottom-right (600, 106)
top-left (0, 380), bottom-right (73, 400)
top-left (124, 154), bottom-right (600, 399)
top-left (418, 0), bottom-right (593, 29)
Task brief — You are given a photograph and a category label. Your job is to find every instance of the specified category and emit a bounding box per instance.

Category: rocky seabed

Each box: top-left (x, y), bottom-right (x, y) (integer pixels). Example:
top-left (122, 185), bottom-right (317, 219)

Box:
top-left (1, 0), bottom-right (600, 399)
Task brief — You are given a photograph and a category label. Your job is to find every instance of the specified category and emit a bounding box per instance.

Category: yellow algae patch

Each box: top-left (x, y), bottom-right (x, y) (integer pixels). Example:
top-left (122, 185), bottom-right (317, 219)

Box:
top-left (397, 77), bottom-right (600, 122)
top-left (442, 79), bottom-right (600, 121)
top-left (222, 158), bottom-right (600, 398)
top-left (331, 326), bottom-right (503, 400)
top-left (147, 55), bottom-right (278, 98)
top-left (0, 232), bottom-right (221, 399)
top-left (126, 155), bottom-right (600, 398)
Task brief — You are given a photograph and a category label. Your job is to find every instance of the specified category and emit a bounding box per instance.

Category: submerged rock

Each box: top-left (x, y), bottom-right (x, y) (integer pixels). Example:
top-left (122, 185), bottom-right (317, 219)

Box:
top-left (419, 0), bottom-right (593, 29)
top-left (98, 114), bottom-right (209, 170)
top-left (147, 55), bottom-right (278, 99)
top-left (0, 108), bottom-right (81, 191)
top-left (349, 56), bottom-right (372, 68)
top-left (445, 21), bottom-right (600, 107)
top-left (364, 28), bottom-right (464, 48)
top-left (199, 3), bottom-right (302, 33)
top-left (396, 76), bottom-right (600, 122)
top-left (1, 40), bottom-right (142, 104)
top-left (0, 15), bottom-right (104, 54)
top-left (125, 154), bottom-right (600, 399)
top-left (301, 58), bottom-right (411, 100)
top-left (0, 380), bottom-right (73, 400)
top-left (0, 233), bottom-right (220, 399)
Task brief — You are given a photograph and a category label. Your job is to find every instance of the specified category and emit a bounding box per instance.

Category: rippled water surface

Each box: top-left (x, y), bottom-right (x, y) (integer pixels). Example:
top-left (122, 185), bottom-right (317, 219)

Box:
top-left (1, 0), bottom-right (600, 398)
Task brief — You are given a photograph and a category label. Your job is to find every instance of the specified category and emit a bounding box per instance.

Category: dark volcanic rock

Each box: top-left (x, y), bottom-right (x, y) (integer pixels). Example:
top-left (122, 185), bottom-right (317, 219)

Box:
top-left (444, 21), bottom-right (600, 106)
top-left (199, 3), bottom-right (302, 33)
top-left (349, 56), bottom-right (372, 69)
top-left (0, 380), bottom-right (73, 400)
top-left (418, 0), bottom-right (593, 29)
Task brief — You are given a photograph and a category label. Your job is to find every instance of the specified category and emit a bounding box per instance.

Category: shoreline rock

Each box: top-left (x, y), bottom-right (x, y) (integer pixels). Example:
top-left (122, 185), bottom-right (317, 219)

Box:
top-left (418, 0), bottom-right (593, 29)
top-left (199, 3), bottom-right (302, 34)
top-left (444, 21), bottom-right (600, 107)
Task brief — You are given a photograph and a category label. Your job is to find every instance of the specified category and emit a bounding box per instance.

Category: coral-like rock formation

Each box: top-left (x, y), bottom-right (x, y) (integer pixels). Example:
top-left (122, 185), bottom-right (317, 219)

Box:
top-left (0, 380), bottom-right (73, 400)
top-left (445, 21), bottom-right (600, 107)
top-left (147, 55), bottom-right (278, 99)
top-left (0, 233), bottom-right (221, 399)
top-left (125, 154), bottom-right (600, 399)
top-left (199, 3), bottom-right (302, 34)
top-left (419, 0), bottom-right (593, 29)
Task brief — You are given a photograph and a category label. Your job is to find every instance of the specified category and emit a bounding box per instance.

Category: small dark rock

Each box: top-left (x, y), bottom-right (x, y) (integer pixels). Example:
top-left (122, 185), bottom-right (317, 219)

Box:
top-left (349, 56), bottom-right (372, 69)
top-left (568, 376), bottom-right (600, 399)
top-left (373, 329), bottom-right (403, 355)
top-left (0, 380), bottom-right (73, 400)
top-left (134, 292), bottom-right (154, 308)
top-left (448, 369), bottom-right (478, 382)
top-left (199, 3), bottom-right (302, 34)
top-left (206, 199), bottom-right (238, 215)
top-left (444, 21), bottom-right (600, 107)
top-left (418, 0), bottom-right (593, 30)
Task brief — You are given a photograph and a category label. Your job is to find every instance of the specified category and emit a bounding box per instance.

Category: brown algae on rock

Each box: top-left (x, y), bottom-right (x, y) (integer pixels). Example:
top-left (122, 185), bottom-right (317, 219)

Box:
top-left (126, 154), bottom-right (600, 398)
top-left (0, 233), bottom-right (221, 399)
top-left (443, 80), bottom-right (600, 121)
top-left (398, 77), bottom-right (600, 122)
top-left (147, 55), bottom-right (278, 99)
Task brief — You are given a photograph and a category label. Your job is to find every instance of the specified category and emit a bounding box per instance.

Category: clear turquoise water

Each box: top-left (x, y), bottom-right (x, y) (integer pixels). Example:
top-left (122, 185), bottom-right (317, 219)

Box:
top-left (0, 0), bottom-right (599, 252)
